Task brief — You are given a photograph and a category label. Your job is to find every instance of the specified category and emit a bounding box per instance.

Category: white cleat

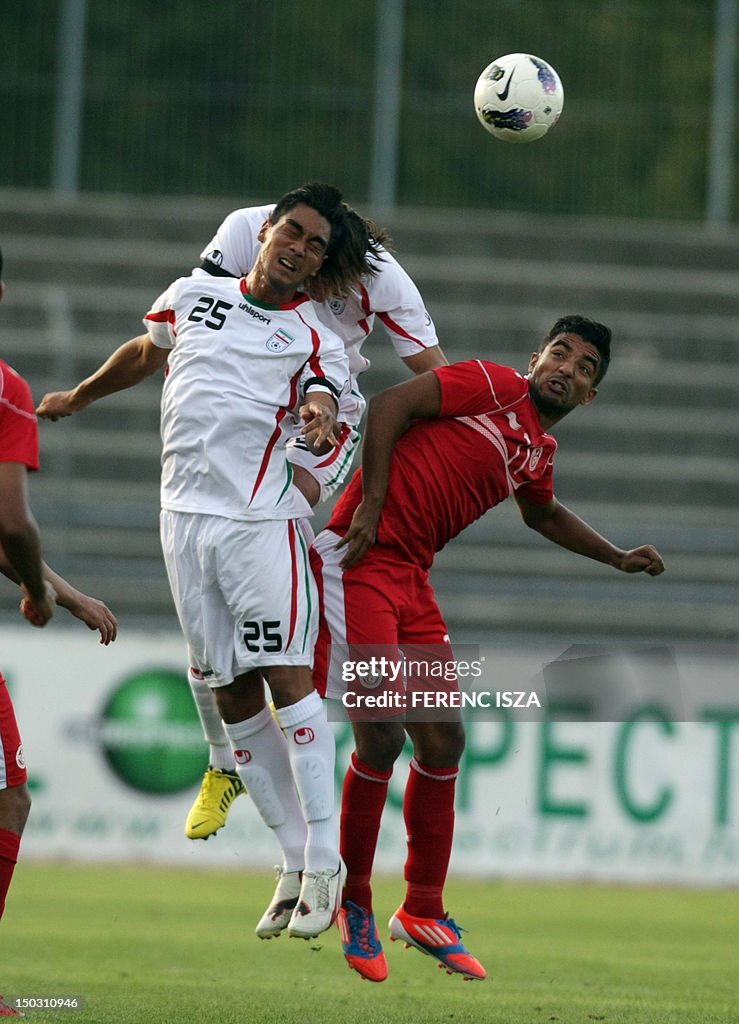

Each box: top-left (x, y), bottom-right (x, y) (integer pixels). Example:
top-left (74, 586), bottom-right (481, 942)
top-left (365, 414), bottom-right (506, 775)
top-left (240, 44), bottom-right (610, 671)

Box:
top-left (287, 860), bottom-right (347, 939)
top-left (255, 867), bottom-right (302, 939)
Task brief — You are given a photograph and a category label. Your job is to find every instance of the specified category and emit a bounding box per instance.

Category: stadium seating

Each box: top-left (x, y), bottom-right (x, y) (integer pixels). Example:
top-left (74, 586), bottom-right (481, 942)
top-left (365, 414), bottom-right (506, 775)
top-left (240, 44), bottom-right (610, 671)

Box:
top-left (1, 189), bottom-right (736, 643)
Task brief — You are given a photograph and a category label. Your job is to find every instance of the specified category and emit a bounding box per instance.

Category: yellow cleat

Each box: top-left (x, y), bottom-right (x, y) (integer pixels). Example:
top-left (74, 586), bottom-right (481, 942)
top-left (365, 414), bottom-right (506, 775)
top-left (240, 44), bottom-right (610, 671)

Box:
top-left (185, 767), bottom-right (245, 840)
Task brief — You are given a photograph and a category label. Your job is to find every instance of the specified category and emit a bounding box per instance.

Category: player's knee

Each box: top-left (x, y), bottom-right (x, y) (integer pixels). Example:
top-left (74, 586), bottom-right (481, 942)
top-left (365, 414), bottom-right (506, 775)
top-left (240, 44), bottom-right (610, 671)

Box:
top-left (353, 721), bottom-right (405, 772)
top-left (410, 720), bottom-right (466, 768)
top-left (0, 783), bottom-right (32, 834)
top-left (267, 666), bottom-right (315, 709)
top-left (214, 669), bottom-right (268, 723)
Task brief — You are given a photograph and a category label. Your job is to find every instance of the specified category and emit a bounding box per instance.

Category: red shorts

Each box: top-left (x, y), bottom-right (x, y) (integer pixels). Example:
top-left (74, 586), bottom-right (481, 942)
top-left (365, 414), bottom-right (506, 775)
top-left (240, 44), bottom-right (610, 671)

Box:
top-left (310, 530), bottom-right (452, 702)
top-left (0, 675), bottom-right (27, 790)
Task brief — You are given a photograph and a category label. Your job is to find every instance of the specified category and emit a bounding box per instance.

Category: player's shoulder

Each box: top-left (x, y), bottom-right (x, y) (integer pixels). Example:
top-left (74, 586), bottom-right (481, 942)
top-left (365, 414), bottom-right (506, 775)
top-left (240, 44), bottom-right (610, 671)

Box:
top-left (475, 359), bottom-right (528, 385)
top-left (223, 203), bottom-right (276, 230)
top-left (0, 356), bottom-right (29, 389)
top-left (438, 359), bottom-right (530, 406)
top-left (359, 247), bottom-right (425, 314)
top-left (0, 357), bottom-right (33, 408)
top-left (292, 295), bottom-right (339, 332)
top-left (172, 273), bottom-right (242, 300)
top-left (442, 358), bottom-right (526, 385)
top-left (296, 297), bottom-right (346, 348)
top-left (363, 246), bottom-right (405, 284)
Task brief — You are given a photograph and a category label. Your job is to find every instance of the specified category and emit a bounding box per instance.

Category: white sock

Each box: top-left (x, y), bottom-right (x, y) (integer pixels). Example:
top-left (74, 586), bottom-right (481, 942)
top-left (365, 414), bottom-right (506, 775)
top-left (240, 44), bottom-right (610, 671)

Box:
top-left (189, 670), bottom-right (233, 771)
top-left (275, 691), bottom-right (338, 872)
top-left (223, 706), bottom-right (307, 872)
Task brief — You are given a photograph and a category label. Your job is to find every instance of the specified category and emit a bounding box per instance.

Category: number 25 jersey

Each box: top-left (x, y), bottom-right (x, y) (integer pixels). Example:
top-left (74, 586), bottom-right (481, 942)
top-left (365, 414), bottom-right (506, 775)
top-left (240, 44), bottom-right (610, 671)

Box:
top-left (144, 276), bottom-right (349, 522)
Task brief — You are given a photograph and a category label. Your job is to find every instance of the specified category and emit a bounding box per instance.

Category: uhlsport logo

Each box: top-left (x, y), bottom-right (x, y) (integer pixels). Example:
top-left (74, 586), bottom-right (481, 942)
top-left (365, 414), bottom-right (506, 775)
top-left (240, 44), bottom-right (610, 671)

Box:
top-left (293, 727), bottom-right (315, 745)
top-left (97, 669), bottom-right (206, 794)
top-left (234, 749), bottom-right (252, 764)
top-left (15, 745), bottom-right (25, 770)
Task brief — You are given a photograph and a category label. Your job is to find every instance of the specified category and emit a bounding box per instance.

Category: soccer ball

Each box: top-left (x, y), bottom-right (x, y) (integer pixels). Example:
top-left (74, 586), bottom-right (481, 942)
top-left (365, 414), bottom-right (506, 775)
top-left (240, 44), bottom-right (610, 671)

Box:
top-left (474, 53), bottom-right (564, 143)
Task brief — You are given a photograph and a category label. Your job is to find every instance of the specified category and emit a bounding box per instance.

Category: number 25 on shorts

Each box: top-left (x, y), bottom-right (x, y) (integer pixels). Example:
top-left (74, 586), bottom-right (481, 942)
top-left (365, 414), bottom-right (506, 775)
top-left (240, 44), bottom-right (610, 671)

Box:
top-left (242, 620), bottom-right (283, 653)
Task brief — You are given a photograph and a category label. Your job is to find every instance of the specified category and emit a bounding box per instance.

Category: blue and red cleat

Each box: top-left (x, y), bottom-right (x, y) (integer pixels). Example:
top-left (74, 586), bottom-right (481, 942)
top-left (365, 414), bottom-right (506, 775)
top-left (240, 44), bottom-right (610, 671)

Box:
top-left (337, 901), bottom-right (389, 982)
top-left (388, 904), bottom-right (487, 981)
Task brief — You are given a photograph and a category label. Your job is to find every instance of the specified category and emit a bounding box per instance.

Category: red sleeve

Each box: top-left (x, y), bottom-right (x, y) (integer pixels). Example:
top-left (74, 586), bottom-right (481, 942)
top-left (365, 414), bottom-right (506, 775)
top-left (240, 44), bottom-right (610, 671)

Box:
top-left (435, 360), bottom-right (529, 418)
top-left (0, 363), bottom-right (40, 471)
top-left (516, 453), bottom-right (555, 505)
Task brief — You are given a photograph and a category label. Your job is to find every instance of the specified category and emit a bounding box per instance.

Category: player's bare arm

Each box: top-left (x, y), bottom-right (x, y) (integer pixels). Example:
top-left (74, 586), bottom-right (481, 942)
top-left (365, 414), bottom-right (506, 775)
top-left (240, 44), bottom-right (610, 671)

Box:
top-left (36, 334), bottom-right (169, 420)
top-left (516, 495), bottom-right (665, 576)
top-left (38, 565), bottom-right (118, 644)
top-left (0, 538), bottom-right (116, 640)
top-left (402, 346), bottom-right (449, 373)
top-left (299, 391), bottom-right (340, 455)
top-left (338, 371), bottom-right (442, 569)
top-left (0, 462), bottom-right (56, 624)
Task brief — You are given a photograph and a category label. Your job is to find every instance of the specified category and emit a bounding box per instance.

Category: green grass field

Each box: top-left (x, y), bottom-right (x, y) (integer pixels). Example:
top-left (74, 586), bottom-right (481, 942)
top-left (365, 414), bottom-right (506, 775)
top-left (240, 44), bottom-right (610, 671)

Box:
top-left (1, 864), bottom-right (736, 1024)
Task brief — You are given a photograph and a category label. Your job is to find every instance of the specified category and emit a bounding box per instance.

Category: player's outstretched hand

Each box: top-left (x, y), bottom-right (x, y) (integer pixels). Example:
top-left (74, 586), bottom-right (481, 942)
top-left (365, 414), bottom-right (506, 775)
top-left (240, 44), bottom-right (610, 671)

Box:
top-left (64, 591), bottom-right (118, 645)
top-left (36, 389), bottom-right (84, 421)
top-left (20, 581), bottom-right (57, 627)
top-left (616, 545), bottom-right (665, 576)
top-left (299, 400), bottom-right (339, 454)
top-left (335, 501), bottom-right (380, 569)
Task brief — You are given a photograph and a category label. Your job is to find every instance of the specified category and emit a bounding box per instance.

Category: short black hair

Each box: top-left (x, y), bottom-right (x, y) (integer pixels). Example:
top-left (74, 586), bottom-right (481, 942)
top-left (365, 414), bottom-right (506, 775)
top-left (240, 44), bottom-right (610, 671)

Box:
top-left (270, 182), bottom-right (383, 298)
top-left (543, 314), bottom-right (611, 384)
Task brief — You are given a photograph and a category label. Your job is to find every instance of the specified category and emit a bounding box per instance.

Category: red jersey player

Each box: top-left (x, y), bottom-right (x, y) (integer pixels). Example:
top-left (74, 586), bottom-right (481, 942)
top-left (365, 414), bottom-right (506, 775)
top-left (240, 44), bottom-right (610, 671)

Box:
top-left (310, 315), bottom-right (665, 983)
top-left (0, 249), bottom-right (116, 1018)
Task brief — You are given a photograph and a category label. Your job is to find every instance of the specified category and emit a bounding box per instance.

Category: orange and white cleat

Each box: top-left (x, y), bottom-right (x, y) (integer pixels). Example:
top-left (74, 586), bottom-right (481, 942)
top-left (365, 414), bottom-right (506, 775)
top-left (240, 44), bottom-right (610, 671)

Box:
top-left (389, 905), bottom-right (487, 981)
top-left (337, 901), bottom-right (389, 982)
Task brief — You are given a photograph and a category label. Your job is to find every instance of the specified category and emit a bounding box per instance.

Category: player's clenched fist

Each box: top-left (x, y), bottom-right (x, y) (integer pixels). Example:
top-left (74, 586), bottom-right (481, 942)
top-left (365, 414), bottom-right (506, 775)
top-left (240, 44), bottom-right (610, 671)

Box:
top-left (19, 581), bottom-right (56, 627)
top-left (36, 389), bottom-right (85, 421)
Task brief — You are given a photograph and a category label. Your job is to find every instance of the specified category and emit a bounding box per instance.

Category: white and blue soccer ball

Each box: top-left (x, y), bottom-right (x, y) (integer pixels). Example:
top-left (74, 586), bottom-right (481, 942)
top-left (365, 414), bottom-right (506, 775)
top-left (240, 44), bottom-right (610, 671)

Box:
top-left (474, 53), bottom-right (564, 143)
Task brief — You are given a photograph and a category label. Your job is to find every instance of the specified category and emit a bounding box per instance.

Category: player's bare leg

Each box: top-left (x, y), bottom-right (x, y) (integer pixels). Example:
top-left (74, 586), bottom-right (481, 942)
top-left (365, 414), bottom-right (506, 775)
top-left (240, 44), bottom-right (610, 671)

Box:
top-left (0, 783), bottom-right (31, 922)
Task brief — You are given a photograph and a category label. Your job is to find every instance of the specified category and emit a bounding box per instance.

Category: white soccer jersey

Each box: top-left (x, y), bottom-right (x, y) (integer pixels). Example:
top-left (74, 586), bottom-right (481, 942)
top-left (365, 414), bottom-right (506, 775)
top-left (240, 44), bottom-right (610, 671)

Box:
top-left (199, 204), bottom-right (439, 423)
top-left (144, 275), bottom-right (349, 522)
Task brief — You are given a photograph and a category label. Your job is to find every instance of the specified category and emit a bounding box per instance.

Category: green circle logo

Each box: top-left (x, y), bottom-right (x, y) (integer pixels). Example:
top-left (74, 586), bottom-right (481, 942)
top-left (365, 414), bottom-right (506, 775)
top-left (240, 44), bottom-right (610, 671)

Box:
top-left (100, 669), bottom-right (207, 794)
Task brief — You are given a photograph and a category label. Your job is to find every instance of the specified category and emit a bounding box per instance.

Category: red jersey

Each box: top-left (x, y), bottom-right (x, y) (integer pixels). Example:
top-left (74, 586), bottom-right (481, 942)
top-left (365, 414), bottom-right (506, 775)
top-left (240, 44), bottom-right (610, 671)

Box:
top-left (0, 358), bottom-right (40, 470)
top-left (327, 360), bottom-right (557, 568)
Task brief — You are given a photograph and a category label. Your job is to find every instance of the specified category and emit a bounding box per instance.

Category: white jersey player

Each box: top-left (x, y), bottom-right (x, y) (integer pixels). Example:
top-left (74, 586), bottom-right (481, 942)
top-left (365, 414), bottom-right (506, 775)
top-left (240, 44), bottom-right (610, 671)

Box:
top-left (37, 184), bottom-right (381, 940)
top-left (199, 202), bottom-right (448, 505)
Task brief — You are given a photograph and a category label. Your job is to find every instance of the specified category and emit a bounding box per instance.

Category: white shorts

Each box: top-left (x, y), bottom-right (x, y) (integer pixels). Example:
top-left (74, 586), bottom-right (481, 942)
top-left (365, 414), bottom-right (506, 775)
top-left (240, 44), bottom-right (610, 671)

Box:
top-left (287, 423), bottom-right (362, 503)
top-left (160, 510), bottom-right (318, 686)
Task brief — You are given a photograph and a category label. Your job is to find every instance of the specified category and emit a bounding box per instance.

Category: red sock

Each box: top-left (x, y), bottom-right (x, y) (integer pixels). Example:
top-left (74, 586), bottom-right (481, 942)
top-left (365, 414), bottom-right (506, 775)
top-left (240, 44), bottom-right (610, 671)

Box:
top-left (403, 759), bottom-right (458, 919)
top-left (340, 753), bottom-right (392, 913)
top-left (0, 828), bottom-right (21, 921)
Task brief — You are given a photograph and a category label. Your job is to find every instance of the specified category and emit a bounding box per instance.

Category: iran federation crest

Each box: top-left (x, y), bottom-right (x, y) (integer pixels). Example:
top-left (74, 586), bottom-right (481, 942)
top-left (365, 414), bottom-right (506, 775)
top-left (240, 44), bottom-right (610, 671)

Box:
top-left (267, 328), bottom-right (295, 353)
